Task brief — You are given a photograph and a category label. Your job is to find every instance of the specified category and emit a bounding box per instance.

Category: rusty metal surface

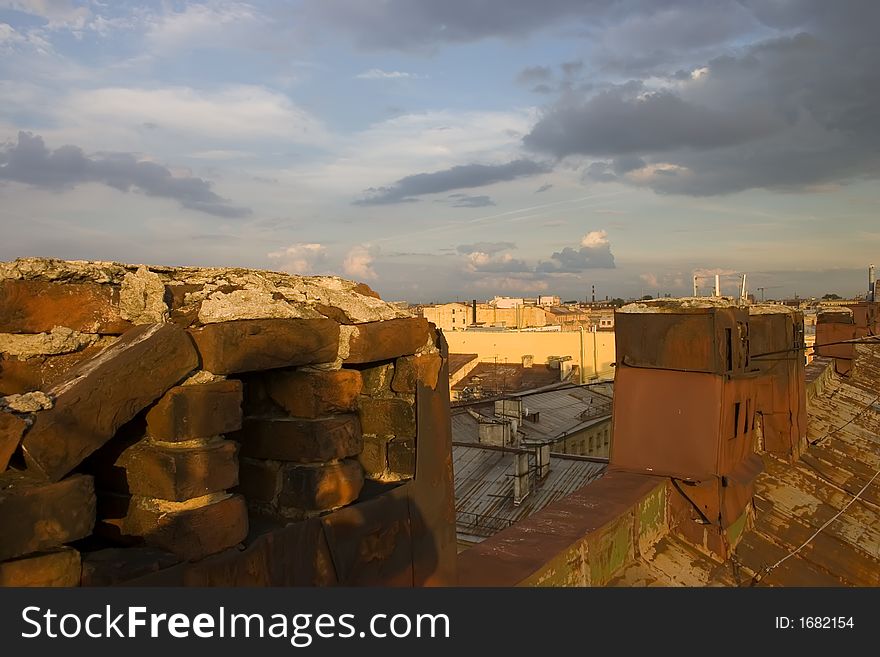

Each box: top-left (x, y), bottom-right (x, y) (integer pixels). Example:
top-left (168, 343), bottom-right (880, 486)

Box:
top-left (610, 345), bottom-right (880, 586)
top-left (615, 305), bottom-right (749, 374)
top-left (611, 365), bottom-right (723, 479)
top-left (452, 385), bottom-right (613, 446)
top-left (453, 442), bottom-right (606, 540)
top-left (410, 328), bottom-right (458, 585)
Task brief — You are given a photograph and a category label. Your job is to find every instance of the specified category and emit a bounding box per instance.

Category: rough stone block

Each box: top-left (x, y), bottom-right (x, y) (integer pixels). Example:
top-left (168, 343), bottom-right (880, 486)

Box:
top-left (387, 438), bottom-right (416, 479)
top-left (358, 398), bottom-right (416, 438)
top-left (98, 493), bottom-right (248, 561)
top-left (360, 363), bottom-right (394, 396)
top-left (236, 458), bottom-right (282, 503)
top-left (233, 415), bottom-right (362, 463)
top-left (0, 472), bottom-right (95, 561)
top-left (344, 317), bottom-right (432, 364)
top-left (0, 279), bottom-right (131, 334)
top-left (0, 547), bottom-right (81, 587)
top-left (391, 354), bottom-right (443, 393)
top-left (278, 460), bottom-right (364, 512)
top-left (80, 546), bottom-right (180, 586)
top-left (21, 323), bottom-right (199, 481)
top-left (265, 369), bottom-right (362, 418)
top-left (358, 435), bottom-right (390, 479)
top-left (189, 318), bottom-right (339, 374)
top-left (0, 343), bottom-right (110, 395)
top-left (146, 380), bottom-right (243, 440)
top-left (0, 410), bottom-right (27, 471)
top-left (95, 437), bottom-right (239, 502)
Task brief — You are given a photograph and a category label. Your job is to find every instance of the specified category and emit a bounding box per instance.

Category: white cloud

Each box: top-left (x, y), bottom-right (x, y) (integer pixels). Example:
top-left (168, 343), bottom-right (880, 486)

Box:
top-left (0, 0), bottom-right (88, 28)
top-left (343, 244), bottom-right (378, 280)
top-left (63, 85), bottom-right (329, 147)
top-left (297, 108), bottom-right (536, 196)
top-left (355, 68), bottom-right (420, 80)
top-left (267, 243), bottom-right (327, 274)
top-left (581, 230), bottom-right (609, 248)
top-left (144, 1), bottom-right (265, 52)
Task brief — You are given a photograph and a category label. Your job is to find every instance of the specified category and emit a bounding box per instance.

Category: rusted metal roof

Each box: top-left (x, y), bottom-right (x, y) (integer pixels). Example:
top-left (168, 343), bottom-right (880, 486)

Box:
top-left (453, 443), bottom-right (606, 542)
top-left (451, 362), bottom-right (561, 394)
top-left (608, 343), bottom-right (880, 586)
top-left (451, 385), bottom-right (613, 446)
top-left (447, 353), bottom-right (478, 377)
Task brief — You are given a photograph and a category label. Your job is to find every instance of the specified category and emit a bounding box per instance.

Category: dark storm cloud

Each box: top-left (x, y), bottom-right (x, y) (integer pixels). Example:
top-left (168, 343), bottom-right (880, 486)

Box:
top-left (524, 83), bottom-right (784, 157)
top-left (0, 132), bottom-right (250, 218)
top-left (457, 242), bottom-right (516, 255)
top-left (354, 159), bottom-right (551, 205)
top-left (524, 2), bottom-right (880, 196)
top-left (304, 0), bottom-right (612, 50)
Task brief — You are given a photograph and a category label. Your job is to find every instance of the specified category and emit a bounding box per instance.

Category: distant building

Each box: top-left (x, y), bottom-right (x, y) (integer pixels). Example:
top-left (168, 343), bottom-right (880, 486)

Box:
top-left (420, 302), bottom-right (470, 332)
top-left (490, 296), bottom-right (524, 309)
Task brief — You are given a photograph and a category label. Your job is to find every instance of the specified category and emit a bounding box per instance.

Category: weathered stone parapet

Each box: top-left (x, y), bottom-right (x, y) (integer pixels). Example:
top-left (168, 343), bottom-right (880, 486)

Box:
top-left (0, 258), bottom-right (455, 587)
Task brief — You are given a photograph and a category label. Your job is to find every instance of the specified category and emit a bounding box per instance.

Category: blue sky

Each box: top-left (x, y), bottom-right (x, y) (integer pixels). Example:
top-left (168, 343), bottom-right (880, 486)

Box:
top-left (1, 1), bottom-right (878, 302)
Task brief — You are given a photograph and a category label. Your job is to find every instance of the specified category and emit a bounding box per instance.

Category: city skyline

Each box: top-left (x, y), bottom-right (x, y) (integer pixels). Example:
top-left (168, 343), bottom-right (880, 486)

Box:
top-left (1, 1), bottom-right (879, 302)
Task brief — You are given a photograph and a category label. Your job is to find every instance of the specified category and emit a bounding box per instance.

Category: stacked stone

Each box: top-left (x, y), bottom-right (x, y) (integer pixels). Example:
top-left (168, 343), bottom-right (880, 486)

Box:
top-left (0, 257), bottom-right (450, 586)
top-left (0, 467), bottom-right (94, 586)
top-left (233, 368), bottom-right (366, 519)
top-left (347, 319), bottom-right (442, 483)
top-left (92, 378), bottom-right (248, 561)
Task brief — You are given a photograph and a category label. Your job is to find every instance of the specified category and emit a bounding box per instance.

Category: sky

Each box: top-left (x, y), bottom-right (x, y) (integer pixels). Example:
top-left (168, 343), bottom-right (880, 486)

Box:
top-left (1, 1), bottom-right (879, 302)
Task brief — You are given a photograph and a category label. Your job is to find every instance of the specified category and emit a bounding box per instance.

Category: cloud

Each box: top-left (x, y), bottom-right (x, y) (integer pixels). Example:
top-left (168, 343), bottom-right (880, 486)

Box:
top-left (354, 159), bottom-right (551, 205)
top-left (356, 68), bottom-right (420, 80)
top-left (535, 183), bottom-right (553, 193)
top-left (0, 132), bottom-right (250, 217)
top-left (523, 5), bottom-right (880, 195)
top-left (448, 194), bottom-right (495, 207)
top-left (537, 230), bottom-right (616, 272)
top-left (457, 242), bottom-right (516, 255)
top-left (64, 85), bottom-right (328, 146)
top-left (516, 66), bottom-right (552, 85)
top-left (144, 1), bottom-right (268, 53)
top-left (303, 0), bottom-right (603, 51)
top-left (466, 251), bottom-right (530, 273)
top-left (525, 82), bottom-right (783, 158)
top-left (343, 244), bottom-right (378, 280)
top-left (0, 0), bottom-right (88, 29)
top-left (267, 243), bottom-right (327, 275)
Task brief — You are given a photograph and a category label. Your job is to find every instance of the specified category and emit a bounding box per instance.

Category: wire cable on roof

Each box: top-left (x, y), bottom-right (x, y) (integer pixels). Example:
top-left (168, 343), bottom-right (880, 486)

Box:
top-left (749, 463), bottom-right (880, 586)
top-left (808, 393), bottom-right (880, 446)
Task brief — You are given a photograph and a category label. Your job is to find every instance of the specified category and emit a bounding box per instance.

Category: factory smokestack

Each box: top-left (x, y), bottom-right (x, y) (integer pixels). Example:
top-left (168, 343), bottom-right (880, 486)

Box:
top-left (472, 299), bottom-right (477, 325)
top-left (869, 264), bottom-right (876, 302)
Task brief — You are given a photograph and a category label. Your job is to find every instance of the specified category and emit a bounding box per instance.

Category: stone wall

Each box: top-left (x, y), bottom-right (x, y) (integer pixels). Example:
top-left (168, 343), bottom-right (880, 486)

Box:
top-left (0, 258), bottom-right (455, 586)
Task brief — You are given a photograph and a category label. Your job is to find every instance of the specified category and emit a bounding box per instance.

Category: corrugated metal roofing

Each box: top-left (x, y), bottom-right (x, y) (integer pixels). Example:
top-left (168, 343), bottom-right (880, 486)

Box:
top-left (453, 444), bottom-right (606, 541)
top-left (451, 385), bottom-right (613, 445)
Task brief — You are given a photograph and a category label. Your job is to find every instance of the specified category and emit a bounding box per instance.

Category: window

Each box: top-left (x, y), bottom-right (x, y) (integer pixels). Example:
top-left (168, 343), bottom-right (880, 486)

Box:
top-left (725, 328), bottom-right (733, 372)
top-left (733, 402), bottom-right (741, 438)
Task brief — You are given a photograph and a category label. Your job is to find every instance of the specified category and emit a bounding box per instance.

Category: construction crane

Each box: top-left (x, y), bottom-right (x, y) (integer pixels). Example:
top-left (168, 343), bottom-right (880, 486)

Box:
top-left (756, 285), bottom-right (783, 302)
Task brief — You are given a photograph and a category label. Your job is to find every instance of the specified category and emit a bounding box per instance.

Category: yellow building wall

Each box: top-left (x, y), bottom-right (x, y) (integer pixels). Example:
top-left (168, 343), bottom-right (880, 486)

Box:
top-left (444, 330), bottom-right (616, 380)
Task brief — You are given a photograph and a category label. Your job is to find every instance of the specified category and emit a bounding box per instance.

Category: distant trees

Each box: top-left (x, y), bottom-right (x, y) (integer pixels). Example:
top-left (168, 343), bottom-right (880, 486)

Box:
top-left (641, 295), bottom-right (654, 301)
top-left (822, 293), bottom-right (842, 300)
top-left (610, 298), bottom-right (626, 307)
